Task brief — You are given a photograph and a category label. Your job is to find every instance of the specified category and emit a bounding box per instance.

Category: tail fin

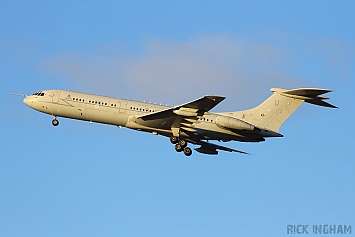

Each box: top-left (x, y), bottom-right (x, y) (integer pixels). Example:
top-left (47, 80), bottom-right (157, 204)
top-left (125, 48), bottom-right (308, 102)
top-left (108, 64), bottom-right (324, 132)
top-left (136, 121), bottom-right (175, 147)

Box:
top-left (227, 88), bottom-right (337, 132)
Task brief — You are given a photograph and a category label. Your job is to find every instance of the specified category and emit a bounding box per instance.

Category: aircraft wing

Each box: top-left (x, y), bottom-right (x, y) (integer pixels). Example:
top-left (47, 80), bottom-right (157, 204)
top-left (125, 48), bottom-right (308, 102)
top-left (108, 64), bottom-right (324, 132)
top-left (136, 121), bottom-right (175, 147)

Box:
top-left (187, 139), bottom-right (250, 155)
top-left (137, 95), bottom-right (225, 121)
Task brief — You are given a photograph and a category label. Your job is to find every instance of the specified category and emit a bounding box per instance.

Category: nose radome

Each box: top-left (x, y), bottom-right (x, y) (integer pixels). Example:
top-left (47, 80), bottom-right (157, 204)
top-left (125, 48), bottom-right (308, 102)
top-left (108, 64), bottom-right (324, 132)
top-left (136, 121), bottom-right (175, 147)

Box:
top-left (23, 97), bottom-right (32, 106)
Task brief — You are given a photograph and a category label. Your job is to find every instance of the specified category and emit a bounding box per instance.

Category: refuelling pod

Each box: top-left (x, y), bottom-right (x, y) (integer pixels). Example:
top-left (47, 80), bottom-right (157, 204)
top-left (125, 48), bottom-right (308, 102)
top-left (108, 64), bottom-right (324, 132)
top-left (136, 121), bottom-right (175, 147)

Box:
top-left (215, 116), bottom-right (254, 131)
top-left (195, 147), bottom-right (218, 155)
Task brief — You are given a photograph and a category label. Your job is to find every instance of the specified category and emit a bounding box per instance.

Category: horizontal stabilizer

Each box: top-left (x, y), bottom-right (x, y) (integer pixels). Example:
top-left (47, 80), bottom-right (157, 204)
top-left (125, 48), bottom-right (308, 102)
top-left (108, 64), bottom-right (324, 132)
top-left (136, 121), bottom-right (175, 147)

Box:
top-left (305, 98), bottom-right (338, 108)
top-left (271, 88), bottom-right (337, 108)
top-left (282, 88), bottom-right (331, 96)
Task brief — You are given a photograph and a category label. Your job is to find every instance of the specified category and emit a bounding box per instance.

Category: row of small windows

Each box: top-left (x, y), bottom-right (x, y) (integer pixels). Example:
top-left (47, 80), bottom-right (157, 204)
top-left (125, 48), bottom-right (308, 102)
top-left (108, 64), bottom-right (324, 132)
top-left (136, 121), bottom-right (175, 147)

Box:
top-left (72, 98), bottom-right (85, 102)
top-left (89, 100), bottom-right (107, 105)
top-left (72, 98), bottom-right (110, 106)
top-left (72, 98), bottom-right (119, 107)
top-left (70, 98), bottom-right (158, 112)
top-left (130, 107), bottom-right (156, 112)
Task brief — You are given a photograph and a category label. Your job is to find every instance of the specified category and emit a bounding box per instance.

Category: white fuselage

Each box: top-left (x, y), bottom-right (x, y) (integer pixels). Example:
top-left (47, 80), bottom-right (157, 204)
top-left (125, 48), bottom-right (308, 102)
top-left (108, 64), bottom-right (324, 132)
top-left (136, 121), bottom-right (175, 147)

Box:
top-left (23, 90), bottom-right (267, 142)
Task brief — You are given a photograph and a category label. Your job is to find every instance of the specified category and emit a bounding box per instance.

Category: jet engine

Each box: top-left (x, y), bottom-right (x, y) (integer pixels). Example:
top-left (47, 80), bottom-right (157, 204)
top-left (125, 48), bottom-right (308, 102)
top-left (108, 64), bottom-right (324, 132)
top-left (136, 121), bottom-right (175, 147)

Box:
top-left (215, 116), bottom-right (254, 131)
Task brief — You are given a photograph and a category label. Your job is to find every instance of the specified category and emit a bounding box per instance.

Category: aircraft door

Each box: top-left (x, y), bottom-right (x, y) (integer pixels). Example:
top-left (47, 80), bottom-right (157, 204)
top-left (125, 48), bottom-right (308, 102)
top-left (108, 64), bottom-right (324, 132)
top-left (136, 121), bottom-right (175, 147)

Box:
top-left (52, 91), bottom-right (60, 103)
top-left (120, 101), bottom-right (127, 113)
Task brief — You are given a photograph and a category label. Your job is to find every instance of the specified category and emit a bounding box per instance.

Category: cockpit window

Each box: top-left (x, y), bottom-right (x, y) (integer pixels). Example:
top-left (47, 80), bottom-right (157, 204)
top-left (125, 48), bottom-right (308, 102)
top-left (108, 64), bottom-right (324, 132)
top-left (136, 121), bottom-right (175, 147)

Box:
top-left (32, 91), bottom-right (45, 96)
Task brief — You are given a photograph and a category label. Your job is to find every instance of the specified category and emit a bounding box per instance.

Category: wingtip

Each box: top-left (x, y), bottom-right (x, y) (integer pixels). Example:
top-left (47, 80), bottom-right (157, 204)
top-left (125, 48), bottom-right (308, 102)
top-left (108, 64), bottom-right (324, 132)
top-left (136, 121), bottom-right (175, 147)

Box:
top-left (234, 150), bottom-right (251, 155)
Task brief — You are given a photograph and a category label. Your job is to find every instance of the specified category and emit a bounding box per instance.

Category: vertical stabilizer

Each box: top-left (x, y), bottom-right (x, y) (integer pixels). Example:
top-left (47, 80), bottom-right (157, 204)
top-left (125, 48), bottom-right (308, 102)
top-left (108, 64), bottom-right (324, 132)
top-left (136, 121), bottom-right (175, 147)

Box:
top-left (224, 88), bottom-right (336, 132)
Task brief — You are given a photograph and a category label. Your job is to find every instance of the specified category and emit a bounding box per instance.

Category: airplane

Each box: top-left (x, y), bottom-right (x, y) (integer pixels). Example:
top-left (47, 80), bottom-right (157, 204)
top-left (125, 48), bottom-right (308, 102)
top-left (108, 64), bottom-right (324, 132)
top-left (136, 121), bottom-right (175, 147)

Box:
top-left (18, 87), bottom-right (336, 156)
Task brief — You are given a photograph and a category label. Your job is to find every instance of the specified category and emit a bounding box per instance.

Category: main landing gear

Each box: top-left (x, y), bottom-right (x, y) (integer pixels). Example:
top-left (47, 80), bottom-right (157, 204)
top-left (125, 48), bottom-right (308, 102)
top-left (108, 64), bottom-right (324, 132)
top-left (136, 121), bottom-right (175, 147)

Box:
top-left (52, 116), bottom-right (59, 126)
top-left (171, 136), bottom-right (192, 156)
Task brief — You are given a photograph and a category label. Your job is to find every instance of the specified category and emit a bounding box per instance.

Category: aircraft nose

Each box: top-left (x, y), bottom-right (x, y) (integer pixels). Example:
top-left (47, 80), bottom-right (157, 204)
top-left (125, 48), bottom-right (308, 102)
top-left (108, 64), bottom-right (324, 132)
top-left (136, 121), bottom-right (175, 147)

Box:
top-left (23, 97), bottom-right (32, 107)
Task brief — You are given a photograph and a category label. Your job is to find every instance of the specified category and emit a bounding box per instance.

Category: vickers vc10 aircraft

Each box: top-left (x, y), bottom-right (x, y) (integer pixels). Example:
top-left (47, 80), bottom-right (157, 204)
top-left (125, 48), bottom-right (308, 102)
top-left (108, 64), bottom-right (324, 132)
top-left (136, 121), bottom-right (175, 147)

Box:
top-left (20, 88), bottom-right (336, 156)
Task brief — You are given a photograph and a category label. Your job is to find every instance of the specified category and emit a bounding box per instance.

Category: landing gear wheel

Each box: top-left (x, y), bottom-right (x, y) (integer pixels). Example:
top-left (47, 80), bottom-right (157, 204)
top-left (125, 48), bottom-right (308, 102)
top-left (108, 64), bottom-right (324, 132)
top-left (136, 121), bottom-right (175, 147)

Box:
top-left (175, 144), bottom-right (183, 152)
top-left (183, 147), bottom-right (192, 156)
top-left (52, 119), bottom-right (59, 126)
top-left (170, 136), bottom-right (178, 144)
top-left (179, 139), bottom-right (187, 148)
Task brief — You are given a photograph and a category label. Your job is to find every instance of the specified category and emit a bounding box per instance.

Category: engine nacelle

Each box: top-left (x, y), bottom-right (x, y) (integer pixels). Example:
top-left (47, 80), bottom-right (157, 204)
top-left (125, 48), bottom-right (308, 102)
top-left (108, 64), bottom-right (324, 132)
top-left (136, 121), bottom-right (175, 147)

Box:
top-left (215, 116), bottom-right (254, 131)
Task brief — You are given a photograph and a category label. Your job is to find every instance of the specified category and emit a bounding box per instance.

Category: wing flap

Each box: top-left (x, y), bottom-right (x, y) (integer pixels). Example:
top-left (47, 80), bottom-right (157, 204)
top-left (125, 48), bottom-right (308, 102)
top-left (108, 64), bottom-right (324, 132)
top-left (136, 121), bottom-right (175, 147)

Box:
top-left (187, 139), bottom-right (250, 155)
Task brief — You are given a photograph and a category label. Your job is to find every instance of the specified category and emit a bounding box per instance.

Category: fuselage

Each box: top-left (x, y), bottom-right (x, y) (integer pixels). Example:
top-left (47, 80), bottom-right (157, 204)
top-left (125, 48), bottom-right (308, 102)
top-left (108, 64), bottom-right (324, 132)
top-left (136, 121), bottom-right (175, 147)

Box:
top-left (21, 87), bottom-right (336, 155)
top-left (23, 90), bottom-right (273, 142)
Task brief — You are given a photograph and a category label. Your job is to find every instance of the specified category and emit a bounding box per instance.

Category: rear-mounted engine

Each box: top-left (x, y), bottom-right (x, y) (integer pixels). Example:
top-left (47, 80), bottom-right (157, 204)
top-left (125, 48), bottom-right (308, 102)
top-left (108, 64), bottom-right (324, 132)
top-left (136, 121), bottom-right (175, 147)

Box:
top-left (215, 116), bottom-right (254, 131)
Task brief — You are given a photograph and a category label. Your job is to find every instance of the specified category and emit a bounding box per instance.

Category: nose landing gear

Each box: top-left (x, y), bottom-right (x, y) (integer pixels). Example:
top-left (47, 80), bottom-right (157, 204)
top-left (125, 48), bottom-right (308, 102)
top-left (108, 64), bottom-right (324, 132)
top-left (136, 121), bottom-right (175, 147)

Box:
top-left (52, 116), bottom-right (59, 126)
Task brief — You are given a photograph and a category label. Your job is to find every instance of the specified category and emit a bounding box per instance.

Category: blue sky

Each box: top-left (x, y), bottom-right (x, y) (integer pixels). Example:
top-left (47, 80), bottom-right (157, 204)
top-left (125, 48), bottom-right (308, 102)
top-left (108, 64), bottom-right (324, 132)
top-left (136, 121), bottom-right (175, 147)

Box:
top-left (1, 1), bottom-right (355, 236)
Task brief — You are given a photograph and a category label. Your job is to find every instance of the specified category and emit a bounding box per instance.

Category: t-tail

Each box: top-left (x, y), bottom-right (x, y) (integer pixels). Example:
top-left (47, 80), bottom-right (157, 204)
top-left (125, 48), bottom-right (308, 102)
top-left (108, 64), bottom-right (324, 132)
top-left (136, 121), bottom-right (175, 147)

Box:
top-left (227, 88), bottom-right (337, 132)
